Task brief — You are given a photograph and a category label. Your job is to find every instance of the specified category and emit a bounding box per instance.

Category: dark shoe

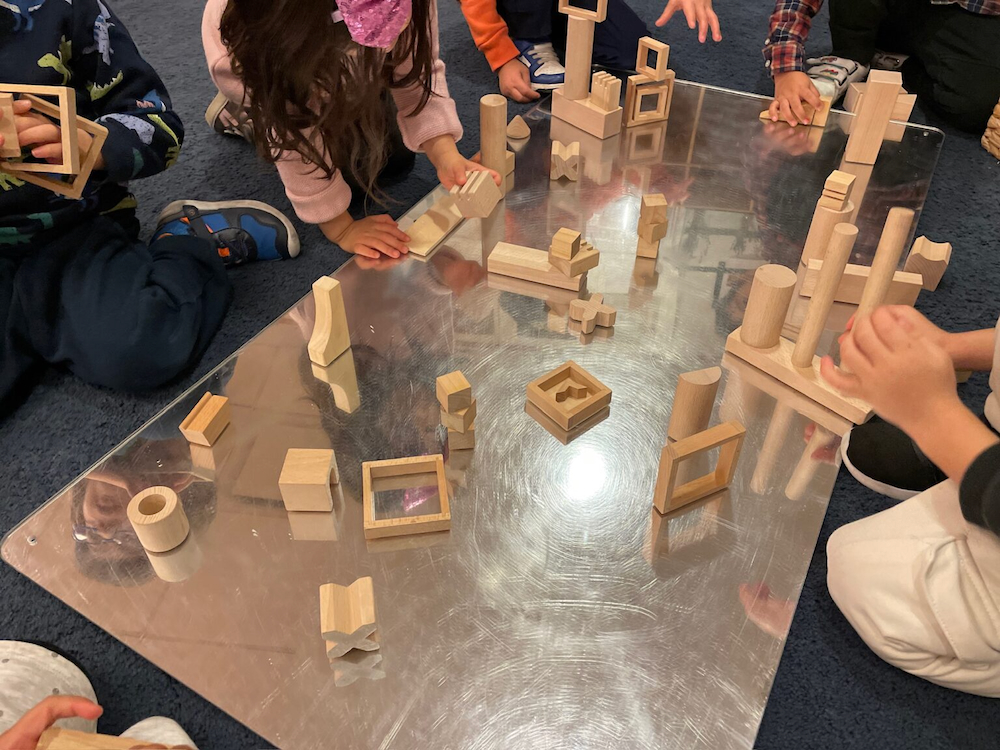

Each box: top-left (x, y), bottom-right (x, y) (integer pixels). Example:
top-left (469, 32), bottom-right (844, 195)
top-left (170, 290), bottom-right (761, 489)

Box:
top-left (206, 91), bottom-right (254, 141)
top-left (154, 200), bottom-right (300, 267)
top-left (841, 416), bottom-right (947, 500)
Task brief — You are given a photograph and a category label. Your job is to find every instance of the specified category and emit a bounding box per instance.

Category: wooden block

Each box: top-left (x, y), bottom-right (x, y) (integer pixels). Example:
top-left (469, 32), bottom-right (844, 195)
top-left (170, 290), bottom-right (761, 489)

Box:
top-left (757, 95), bottom-right (832, 127)
top-left (330, 649), bottom-right (385, 686)
top-left (441, 398), bottom-right (477, 433)
top-left (450, 170), bottom-right (502, 218)
top-left (505, 149), bottom-right (515, 175)
top-left (448, 423), bottom-right (476, 450)
top-left (526, 360), bottom-right (612, 431)
top-left (563, 15), bottom-right (596, 99)
top-left (551, 88), bottom-right (623, 140)
top-left (362, 455), bottom-right (450, 540)
top-left (667, 366), bottom-right (722, 441)
top-left (406, 194), bottom-right (464, 257)
top-left (559, 0), bottom-right (608, 22)
top-left (636, 37), bottom-right (670, 82)
top-left (0, 85), bottom-right (79, 174)
top-left (801, 259), bottom-right (922, 306)
top-left (905, 236), bottom-right (952, 291)
top-left (590, 71), bottom-right (622, 112)
top-left (179, 392), bottom-right (230, 447)
top-left (279, 448), bottom-right (338, 512)
top-left (845, 82), bottom-right (916, 122)
top-left (741, 264), bottom-right (797, 348)
top-left (480, 94), bottom-right (508, 188)
top-left (127, 486), bottom-right (190, 553)
top-left (569, 292), bottom-right (616, 334)
top-left (845, 70), bottom-right (902, 165)
top-left (549, 241), bottom-right (599, 276)
top-left (857, 207), bottom-right (914, 319)
top-left (637, 219), bottom-right (667, 243)
top-left (488, 241), bottom-right (585, 291)
top-left (625, 72), bottom-right (674, 127)
top-left (825, 170), bottom-right (856, 196)
top-left (551, 227), bottom-right (582, 259)
top-left (817, 194), bottom-right (847, 211)
top-left (320, 577), bottom-right (378, 656)
top-left (551, 140), bottom-right (581, 181)
top-left (0, 93), bottom-right (19, 159)
top-left (507, 115), bottom-right (530, 140)
top-left (437, 370), bottom-right (472, 412)
top-left (636, 236), bottom-right (660, 258)
top-left (800, 198), bottom-right (856, 265)
top-left (653, 422), bottom-right (745, 514)
top-left (308, 275), bottom-right (351, 366)
top-left (724, 328), bottom-right (873, 424)
top-left (640, 193), bottom-right (668, 223)
top-left (312, 346), bottom-right (361, 413)
top-left (36, 728), bottom-right (147, 750)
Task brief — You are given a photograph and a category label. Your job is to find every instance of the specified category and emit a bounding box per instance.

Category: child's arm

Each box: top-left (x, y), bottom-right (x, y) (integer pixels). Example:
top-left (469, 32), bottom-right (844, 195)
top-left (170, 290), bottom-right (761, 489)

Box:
top-left (762, 0), bottom-right (824, 125)
top-left (459, 0), bottom-right (538, 102)
top-left (656, 0), bottom-right (722, 43)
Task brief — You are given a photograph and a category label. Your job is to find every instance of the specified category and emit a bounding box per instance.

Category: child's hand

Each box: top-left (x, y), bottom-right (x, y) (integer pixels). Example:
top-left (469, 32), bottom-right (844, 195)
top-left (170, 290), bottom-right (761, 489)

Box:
top-left (844, 305), bottom-right (951, 354)
top-left (767, 71), bottom-right (823, 126)
top-left (422, 134), bottom-right (502, 191)
top-left (821, 307), bottom-right (959, 433)
top-left (498, 59), bottom-right (540, 103)
top-left (0, 696), bottom-right (104, 750)
top-left (12, 98), bottom-right (106, 169)
top-left (656, 0), bottom-right (721, 42)
top-left (327, 214), bottom-right (410, 259)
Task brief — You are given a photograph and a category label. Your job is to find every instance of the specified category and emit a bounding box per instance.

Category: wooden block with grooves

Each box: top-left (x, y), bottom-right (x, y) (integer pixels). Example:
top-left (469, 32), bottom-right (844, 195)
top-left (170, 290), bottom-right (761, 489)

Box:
top-left (904, 236), bottom-right (951, 291)
top-left (279, 448), bottom-right (338, 512)
top-left (450, 170), bottom-right (501, 218)
top-left (320, 577), bottom-right (378, 656)
top-left (551, 140), bottom-right (580, 181)
top-left (441, 398), bottom-right (477, 432)
top-left (551, 88), bottom-right (623, 140)
top-left (488, 241), bottom-right (586, 291)
top-left (437, 370), bottom-right (472, 412)
top-left (309, 276), bottom-right (351, 366)
top-left (179, 392), bottom-right (230, 447)
top-left (549, 241), bottom-right (599, 276)
top-left (801, 259), bottom-right (922, 305)
top-left (817, 194), bottom-right (847, 211)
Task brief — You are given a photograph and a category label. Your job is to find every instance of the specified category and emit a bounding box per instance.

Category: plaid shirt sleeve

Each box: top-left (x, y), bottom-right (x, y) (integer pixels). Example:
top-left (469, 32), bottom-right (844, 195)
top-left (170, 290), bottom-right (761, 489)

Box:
top-left (762, 0), bottom-right (825, 76)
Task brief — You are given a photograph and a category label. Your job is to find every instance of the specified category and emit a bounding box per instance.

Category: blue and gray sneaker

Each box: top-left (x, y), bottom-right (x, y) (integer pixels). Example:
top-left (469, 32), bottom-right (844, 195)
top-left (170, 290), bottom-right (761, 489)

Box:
top-left (513, 39), bottom-right (565, 91)
top-left (154, 200), bottom-right (300, 268)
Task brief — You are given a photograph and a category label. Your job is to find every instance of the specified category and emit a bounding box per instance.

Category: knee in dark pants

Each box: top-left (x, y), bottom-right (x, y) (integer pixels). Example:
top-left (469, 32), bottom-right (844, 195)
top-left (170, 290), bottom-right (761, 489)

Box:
top-left (79, 326), bottom-right (202, 393)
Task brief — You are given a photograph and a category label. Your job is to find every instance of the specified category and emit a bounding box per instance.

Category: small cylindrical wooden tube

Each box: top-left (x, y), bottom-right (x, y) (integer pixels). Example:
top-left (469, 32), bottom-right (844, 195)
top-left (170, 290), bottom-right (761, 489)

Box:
top-left (856, 207), bottom-right (915, 321)
top-left (792, 223), bottom-right (858, 368)
top-left (127, 486), bottom-right (189, 553)
top-left (563, 17), bottom-right (596, 101)
top-left (800, 200), bottom-right (854, 265)
top-left (740, 264), bottom-right (797, 349)
top-left (479, 94), bottom-right (508, 181)
top-left (667, 366), bottom-right (722, 441)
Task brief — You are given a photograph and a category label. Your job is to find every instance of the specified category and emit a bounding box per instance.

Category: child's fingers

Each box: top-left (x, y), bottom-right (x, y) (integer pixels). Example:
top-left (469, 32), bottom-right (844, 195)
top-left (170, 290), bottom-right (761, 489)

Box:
top-left (803, 86), bottom-right (823, 111)
top-left (17, 123), bottom-right (61, 146)
top-left (352, 244), bottom-right (380, 259)
top-left (371, 214), bottom-right (399, 227)
top-left (870, 307), bottom-right (911, 352)
top-left (0, 697), bottom-right (103, 750)
top-left (30, 143), bottom-right (66, 162)
top-left (11, 98), bottom-right (32, 115)
top-left (683, 3), bottom-right (697, 29)
top-left (709, 11), bottom-right (722, 41)
top-left (788, 96), bottom-right (811, 125)
top-left (655, 0), bottom-right (679, 26)
top-left (851, 317), bottom-right (888, 363)
top-left (374, 228), bottom-right (408, 252)
top-left (819, 356), bottom-right (861, 396)
top-left (767, 100), bottom-right (780, 121)
top-left (778, 98), bottom-right (799, 126)
top-left (697, 10), bottom-right (708, 42)
top-left (840, 330), bottom-right (873, 374)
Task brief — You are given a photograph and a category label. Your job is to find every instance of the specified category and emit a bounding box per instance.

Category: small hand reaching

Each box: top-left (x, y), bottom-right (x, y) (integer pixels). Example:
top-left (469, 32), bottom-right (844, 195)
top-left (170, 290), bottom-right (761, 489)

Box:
top-left (498, 59), bottom-right (539, 103)
top-left (767, 71), bottom-right (823, 126)
top-left (332, 215), bottom-right (410, 259)
top-left (656, 0), bottom-right (721, 43)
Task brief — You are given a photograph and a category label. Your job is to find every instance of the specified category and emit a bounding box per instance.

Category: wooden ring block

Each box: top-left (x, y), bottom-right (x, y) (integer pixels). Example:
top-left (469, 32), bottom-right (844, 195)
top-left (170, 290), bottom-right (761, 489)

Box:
top-left (128, 486), bottom-right (189, 553)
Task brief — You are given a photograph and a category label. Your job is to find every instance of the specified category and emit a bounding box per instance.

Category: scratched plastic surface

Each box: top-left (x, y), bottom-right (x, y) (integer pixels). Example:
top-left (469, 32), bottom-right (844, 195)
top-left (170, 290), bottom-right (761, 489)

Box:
top-left (2, 82), bottom-right (943, 749)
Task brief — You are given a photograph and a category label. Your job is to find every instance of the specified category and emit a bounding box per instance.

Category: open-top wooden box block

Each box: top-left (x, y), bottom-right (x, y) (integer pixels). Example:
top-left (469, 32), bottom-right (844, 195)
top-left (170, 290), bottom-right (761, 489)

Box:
top-left (526, 360), bottom-right (612, 431)
top-left (362, 454), bottom-right (450, 540)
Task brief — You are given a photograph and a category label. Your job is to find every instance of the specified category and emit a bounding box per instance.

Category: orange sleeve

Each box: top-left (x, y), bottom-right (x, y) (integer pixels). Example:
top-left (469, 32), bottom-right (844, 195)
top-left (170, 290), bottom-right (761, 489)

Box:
top-left (459, 0), bottom-right (521, 72)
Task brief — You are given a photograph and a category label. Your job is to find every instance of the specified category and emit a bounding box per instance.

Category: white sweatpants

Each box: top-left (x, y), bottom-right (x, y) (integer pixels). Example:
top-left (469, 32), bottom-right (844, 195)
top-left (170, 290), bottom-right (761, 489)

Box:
top-left (827, 480), bottom-right (1000, 697)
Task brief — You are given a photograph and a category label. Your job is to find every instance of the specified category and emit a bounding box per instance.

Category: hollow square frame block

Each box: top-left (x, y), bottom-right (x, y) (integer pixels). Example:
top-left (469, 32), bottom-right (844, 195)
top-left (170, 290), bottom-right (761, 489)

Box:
top-left (626, 72), bottom-right (675, 127)
top-left (437, 370), bottom-right (472, 412)
top-left (279, 448), bottom-right (338, 512)
top-left (362, 454), bottom-right (450, 540)
top-left (559, 0), bottom-right (608, 22)
top-left (636, 37), bottom-right (670, 82)
top-left (0, 94), bottom-right (19, 159)
top-left (653, 421), bottom-right (745, 514)
top-left (0, 84), bottom-right (78, 174)
top-left (526, 360), bottom-right (612, 431)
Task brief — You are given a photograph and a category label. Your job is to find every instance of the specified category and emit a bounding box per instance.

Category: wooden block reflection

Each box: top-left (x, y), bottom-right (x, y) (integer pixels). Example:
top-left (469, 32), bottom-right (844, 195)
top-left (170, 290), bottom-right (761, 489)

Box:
top-left (524, 400), bottom-right (610, 445)
top-left (311, 347), bottom-right (361, 414)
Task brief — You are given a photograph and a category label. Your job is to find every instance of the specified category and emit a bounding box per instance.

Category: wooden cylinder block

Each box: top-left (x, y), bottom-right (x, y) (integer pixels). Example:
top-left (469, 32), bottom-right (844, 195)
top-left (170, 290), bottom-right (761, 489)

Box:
top-left (668, 367), bottom-right (722, 441)
top-left (792, 224), bottom-right (858, 368)
top-left (564, 16), bottom-right (596, 101)
top-left (740, 264), bottom-right (797, 349)
top-left (857, 207), bottom-right (915, 321)
top-left (127, 486), bottom-right (189, 553)
top-left (801, 200), bottom-right (855, 265)
top-left (479, 94), bottom-right (508, 180)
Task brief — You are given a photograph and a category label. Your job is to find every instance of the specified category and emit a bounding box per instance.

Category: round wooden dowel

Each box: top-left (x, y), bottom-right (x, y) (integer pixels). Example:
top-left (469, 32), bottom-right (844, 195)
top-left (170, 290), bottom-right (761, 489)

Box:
top-left (801, 201), bottom-right (855, 265)
top-left (740, 264), bottom-right (797, 349)
top-left (857, 207), bottom-right (915, 321)
top-left (479, 94), bottom-right (507, 180)
top-left (668, 367), bottom-right (722, 441)
top-left (127, 486), bottom-right (189, 553)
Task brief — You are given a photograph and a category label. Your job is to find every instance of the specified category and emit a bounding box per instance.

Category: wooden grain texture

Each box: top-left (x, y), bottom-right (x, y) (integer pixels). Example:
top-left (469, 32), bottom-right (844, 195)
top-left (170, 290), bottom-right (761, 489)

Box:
top-left (636, 236), bottom-right (660, 259)
top-left (740, 264), bottom-right (797, 348)
top-left (178, 392), bottom-right (231, 447)
top-left (825, 170), bottom-right (856, 196)
top-left (279, 448), bottom-right (337, 512)
top-left (725, 328), bottom-right (873, 423)
top-left (626, 72), bottom-right (674, 127)
top-left (550, 227), bottom-right (582, 259)
top-left (569, 292), bottom-right (616, 334)
top-left (844, 70), bottom-right (902, 164)
top-left (506, 115), bottom-right (530, 140)
top-left (636, 37), bottom-right (670, 81)
top-left (0, 93), bottom-right (19, 159)
top-left (550, 140), bottom-right (581, 181)
top-left (559, 0), bottom-right (607, 23)
top-left (526, 361), bottom-right (612, 430)
top-left (640, 193), bottom-right (668, 223)
top-left (437, 370), bottom-right (472, 412)
top-left (308, 275), bottom-right (351, 366)
top-left (320, 577), bottom-right (378, 656)
top-left (800, 259), bottom-right (922, 305)
top-left (36, 728), bottom-right (144, 750)
top-left (904, 236), bottom-right (951, 291)
top-left (551, 88), bottom-right (623, 139)
top-left (564, 16), bottom-right (596, 99)
top-left (406, 194), bottom-right (464, 257)
top-left (637, 218), bottom-right (667, 243)
top-left (653, 421), bottom-right (745, 514)
top-left (450, 170), bottom-right (501, 218)
top-left (480, 94), bottom-right (508, 186)
top-left (441, 398), bottom-right (477, 433)
top-left (362, 455), bottom-right (450, 540)
top-left (549, 241), bottom-right (599, 276)
top-left (448, 424), bottom-right (476, 450)
top-left (127, 486), bottom-right (190, 553)
top-left (857, 207), bottom-right (915, 320)
top-left (590, 71), bottom-right (622, 112)
top-left (757, 95), bottom-right (832, 127)
top-left (800, 198), bottom-right (855, 265)
top-left (488, 241), bottom-right (585, 291)
top-left (667, 366), bottom-right (722, 441)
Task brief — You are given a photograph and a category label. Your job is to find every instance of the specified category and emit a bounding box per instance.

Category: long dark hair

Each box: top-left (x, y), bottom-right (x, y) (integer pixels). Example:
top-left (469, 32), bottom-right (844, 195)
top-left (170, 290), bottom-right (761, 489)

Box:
top-left (220, 0), bottom-right (437, 199)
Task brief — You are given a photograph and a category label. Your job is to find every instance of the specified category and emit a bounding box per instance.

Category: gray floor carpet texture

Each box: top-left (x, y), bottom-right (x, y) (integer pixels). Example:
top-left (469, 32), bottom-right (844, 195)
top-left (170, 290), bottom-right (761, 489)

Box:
top-left (2, 0), bottom-right (999, 747)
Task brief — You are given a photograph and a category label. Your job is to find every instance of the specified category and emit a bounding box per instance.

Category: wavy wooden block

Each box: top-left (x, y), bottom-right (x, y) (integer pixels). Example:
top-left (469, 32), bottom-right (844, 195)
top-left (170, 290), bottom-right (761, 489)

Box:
top-left (308, 276), bottom-right (351, 366)
top-left (320, 577), bottom-right (379, 657)
top-left (904, 236), bottom-right (952, 291)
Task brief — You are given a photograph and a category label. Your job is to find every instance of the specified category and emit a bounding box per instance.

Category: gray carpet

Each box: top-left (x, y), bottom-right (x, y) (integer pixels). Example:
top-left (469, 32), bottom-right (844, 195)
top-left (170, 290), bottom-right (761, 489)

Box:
top-left (2, 0), bottom-right (999, 747)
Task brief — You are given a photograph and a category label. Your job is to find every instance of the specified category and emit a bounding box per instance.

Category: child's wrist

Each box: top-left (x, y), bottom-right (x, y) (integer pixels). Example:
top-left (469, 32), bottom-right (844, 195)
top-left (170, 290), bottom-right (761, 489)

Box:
top-left (903, 393), bottom-right (968, 446)
top-left (321, 212), bottom-right (354, 243)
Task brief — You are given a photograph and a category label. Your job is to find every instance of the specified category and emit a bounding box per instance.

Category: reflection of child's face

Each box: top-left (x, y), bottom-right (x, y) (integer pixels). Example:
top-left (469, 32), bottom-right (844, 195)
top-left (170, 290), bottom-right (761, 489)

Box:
top-left (82, 479), bottom-right (131, 537)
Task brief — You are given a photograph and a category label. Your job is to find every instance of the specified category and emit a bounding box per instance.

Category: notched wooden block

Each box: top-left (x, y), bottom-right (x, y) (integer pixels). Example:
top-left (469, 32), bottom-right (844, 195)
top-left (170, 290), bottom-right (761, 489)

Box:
top-left (320, 576), bottom-right (378, 657)
top-left (904, 236), bottom-right (951, 291)
top-left (551, 140), bottom-right (581, 181)
top-left (279, 448), bottom-right (338, 512)
top-left (179, 392), bottom-right (230, 447)
top-left (526, 360), bottom-right (612, 431)
top-left (549, 240), bottom-right (599, 277)
top-left (308, 276), bottom-right (351, 367)
top-left (550, 227), bottom-right (582, 260)
top-left (450, 170), bottom-right (502, 218)
top-left (569, 292), bottom-right (616, 334)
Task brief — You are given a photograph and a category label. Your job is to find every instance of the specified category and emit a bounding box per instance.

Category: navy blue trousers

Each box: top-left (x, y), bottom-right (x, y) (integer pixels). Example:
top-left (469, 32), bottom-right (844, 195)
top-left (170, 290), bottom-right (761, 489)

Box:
top-left (498, 0), bottom-right (649, 71)
top-left (0, 217), bottom-right (231, 417)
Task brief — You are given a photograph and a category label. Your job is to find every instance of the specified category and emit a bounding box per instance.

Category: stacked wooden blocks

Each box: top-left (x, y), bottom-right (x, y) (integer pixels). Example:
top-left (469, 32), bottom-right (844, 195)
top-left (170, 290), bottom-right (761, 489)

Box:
top-left (549, 227), bottom-right (599, 277)
top-left (320, 577), bottom-right (380, 660)
top-left (818, 170), bottom-right (855, 210)
top-left (438, 371), bottom-right (476, 450)
top-left (636, 193), bottom-right (668, 258)
top-left (488, 228), bottom-right (600, 291)
top-left (984, 101), bottom-right (1000, 160)
top-left (624, 38), bottom-right (674, 128)
top-left (551, 140), bottom-right (581, 181)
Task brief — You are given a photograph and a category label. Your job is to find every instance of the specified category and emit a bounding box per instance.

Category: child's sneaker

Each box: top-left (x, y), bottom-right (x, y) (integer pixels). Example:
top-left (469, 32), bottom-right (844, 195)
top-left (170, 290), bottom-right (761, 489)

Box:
top-left (154, 200), bottom-right (300, 268)
top-left (870, 50), bottom-right (909, 72)
top-left (841, 416), bottom-right (946, 501)
top-left (805, 56), bottom-right (870, 103)
top-left (205, 91), bottom-right (254, 141)
top-left (513, 39), bottom-right (565, 90)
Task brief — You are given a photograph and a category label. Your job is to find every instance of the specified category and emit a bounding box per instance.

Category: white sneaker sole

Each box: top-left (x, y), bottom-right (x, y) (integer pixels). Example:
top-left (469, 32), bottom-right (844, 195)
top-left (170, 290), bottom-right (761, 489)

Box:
top-left (532, 81), bottom-right (563, 91)
top-left (157, 199), bottom-right (301, 259)
top-left (840, 430), bottom-right (920, 502)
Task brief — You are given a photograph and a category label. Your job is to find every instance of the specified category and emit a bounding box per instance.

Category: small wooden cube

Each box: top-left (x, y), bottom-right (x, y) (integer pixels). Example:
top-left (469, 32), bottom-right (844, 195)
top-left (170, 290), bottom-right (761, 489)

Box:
top-left (179, 393), bottom-right (230, 447)
top-left (550, 228), bottom-right (582, 260)
top-left (549, 242), bottom-right (600, 277)
top-left (448, 423), bottom-right (476, 450)
top-left (441, 399), bottom-right (477, 433)
top-left (825, 170), bottom-right (856, 196)
top-left (640, 193), bottom-right (668, 224)
top-left (637, 219), bottom-right (667, 243)
top-left (636, 236), bottom-right (660, 259)
top-left (279, 448), bottom-right (338, 512)
top-left (436, 371), bottom-right (472, 412)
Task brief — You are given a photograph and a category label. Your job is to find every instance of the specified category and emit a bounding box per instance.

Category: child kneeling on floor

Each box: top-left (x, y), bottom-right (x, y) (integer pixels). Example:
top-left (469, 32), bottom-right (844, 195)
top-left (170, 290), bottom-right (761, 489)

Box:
top-left (822, 306), bottom-right (1000, 696)
top-left (0, 0), bottom-right (298, 419)
top-left (203, 0), bottom-right (499, 261)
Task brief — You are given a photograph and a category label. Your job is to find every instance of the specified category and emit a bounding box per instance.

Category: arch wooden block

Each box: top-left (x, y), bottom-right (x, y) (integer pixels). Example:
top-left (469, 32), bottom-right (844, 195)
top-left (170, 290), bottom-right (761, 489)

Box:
top-left (857, 207), bottom-right (914, 320)
top-left (667, 366), bottom-right (722, 441)
top-left (740, 264), bottom-right (797, 348)
top-left (308, 276), bottom-right (351, 366)
top-left (653, 421), bottom-right (745, 514)
top-left (179, 392), bottom-right (230, 447)
top-left (904, 236), bottom-right (951, 291)
top-left (320, 576), bottom-right (378, 657)
top-left (279, 448), bottom-right (338, 512)
top-left (127, 486), bottom-right (189, 553)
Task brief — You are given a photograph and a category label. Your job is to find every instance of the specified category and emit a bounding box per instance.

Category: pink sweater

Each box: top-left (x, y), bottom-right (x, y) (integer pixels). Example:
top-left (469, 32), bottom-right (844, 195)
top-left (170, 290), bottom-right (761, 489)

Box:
top-left (202, 0), bottom-right (463, 225)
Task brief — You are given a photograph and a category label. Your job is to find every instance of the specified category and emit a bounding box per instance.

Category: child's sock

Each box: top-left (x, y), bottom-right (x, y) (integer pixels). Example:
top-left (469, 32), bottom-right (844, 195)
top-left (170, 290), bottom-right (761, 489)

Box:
top-left (806, 56), bottom-right (870, 103)
top-left (154, 200), bottom-right (300, 267)
top-left (513, 39), bottom-right (565, 91)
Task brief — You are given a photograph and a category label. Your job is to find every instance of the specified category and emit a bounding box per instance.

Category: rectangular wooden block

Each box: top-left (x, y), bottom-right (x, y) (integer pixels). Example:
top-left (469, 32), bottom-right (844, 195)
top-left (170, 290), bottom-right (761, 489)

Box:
top-left (362, 455), bottom-right (450, 540)
top-left (551, 227), bottom-right (582, 259)
top-left (441, 398), bottom-right (477, 433)
top-left (640, 193), bottom-right (668, 223)
top-left (179, 392), bottom-right (231, 447)
top-left (526, 360), bottom-right (612, 430)
top-left (279, 448), bottom-right (337, 512)
top-left (637, 219), bottom-right (667, 243)
top-left (36, 728), bottom-right (145, 750)
top-left (636, 236), bottom-right (660, 258)
top-left (636, 37), bottom-right (670, 82)
top-left (825, 170), bottom-right (856, 196)
top-left (406, 194), bottom-right (464, 257)
top-left (844, 70), bottom-right (902, 165)
top-left (817, 194), bottom-right (847, 211)
top-left (448, 423), bottom-right (476, 450)
top-left (724, 328), bottom-right (873, 424)
top-left (801, 259), bottom-right (922, 305)
top-left (845, 82), bottom-right (916, 122)
top-left (488, 241), bottom-right (585, 291)
top-left (551, 88), bottom-right (623, 140)
top-left (437, 370), bottom-right (472, 412)
top-left (450, 170), bottom-right (502, 218)
top-left (549, 241), bottom-right (599, 276)
top-left (0, 93), bottom-right (19, 159)
top-left (653, 421), bottom-right (745, 514)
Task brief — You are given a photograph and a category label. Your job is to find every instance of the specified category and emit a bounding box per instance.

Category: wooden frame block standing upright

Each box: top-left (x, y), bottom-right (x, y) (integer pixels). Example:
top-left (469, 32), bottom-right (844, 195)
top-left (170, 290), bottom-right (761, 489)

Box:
top-left (636, 37), bottom-right (670, 81)
top-left (0, 85), bottom-right (78, 174)
top-left (653, 421), bottom-right (745, 514)
top-left (362, 455), bottom-right (451, 540)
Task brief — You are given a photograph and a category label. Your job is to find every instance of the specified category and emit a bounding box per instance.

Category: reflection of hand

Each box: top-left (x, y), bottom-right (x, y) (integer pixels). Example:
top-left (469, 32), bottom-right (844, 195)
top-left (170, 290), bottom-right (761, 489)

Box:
top-left (498, 59), bottom-right (540, 103)
top-left (431, 250), bottom-right (485, 296)
top-left (760, 121), bottom-right (812, 156)
top-left (354, 253), bottom-right (408, 271)
top-left (738, 582), bottom-right (795, 639)
top-left (0, 696), bottom-right (103, 750)
top-left (803, 422), bottom-right (840, 463)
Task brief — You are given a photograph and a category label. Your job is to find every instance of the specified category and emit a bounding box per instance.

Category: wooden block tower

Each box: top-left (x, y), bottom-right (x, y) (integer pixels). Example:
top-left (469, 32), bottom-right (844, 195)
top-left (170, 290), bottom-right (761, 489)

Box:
top-left (636, 193), bottom-right (668, 258)
top-left (438, 371), bottom-right (476, 450)
top-left (624, 38), bottom-right (675, 128)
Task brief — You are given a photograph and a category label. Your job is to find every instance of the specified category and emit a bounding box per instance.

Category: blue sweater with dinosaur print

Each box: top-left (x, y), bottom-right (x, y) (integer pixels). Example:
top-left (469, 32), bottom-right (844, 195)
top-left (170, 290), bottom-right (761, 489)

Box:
top-left (0, 0), bottom-right (184, 247)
